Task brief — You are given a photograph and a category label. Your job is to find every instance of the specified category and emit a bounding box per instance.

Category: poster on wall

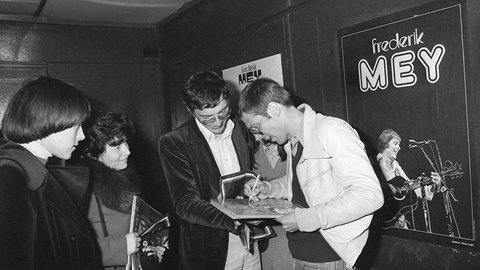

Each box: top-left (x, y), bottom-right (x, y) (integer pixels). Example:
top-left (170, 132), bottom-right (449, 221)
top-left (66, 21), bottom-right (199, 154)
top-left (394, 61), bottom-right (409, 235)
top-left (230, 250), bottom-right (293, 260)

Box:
top-left (339, 2), bottom-right (475, 247)
top-left (222, 54), bottom-right (283, 114)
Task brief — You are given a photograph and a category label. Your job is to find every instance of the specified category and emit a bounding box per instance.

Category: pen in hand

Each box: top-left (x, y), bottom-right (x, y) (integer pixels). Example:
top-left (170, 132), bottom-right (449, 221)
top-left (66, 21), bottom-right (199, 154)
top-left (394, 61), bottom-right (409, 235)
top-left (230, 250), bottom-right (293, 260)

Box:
top-left (248, 174), bottom-right (261, 202)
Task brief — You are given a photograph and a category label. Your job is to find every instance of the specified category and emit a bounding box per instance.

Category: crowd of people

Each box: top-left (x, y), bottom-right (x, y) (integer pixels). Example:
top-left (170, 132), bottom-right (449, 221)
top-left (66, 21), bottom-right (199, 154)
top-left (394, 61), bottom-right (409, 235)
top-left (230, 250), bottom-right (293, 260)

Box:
top-left (1, 73), bottom-right (395, 270)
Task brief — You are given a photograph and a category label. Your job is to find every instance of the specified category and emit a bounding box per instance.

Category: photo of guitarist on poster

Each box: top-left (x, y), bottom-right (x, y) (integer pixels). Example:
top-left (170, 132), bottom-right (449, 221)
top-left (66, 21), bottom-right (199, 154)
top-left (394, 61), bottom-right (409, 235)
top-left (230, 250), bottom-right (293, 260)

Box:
top-left (374, 129), bottom-right (445, 231)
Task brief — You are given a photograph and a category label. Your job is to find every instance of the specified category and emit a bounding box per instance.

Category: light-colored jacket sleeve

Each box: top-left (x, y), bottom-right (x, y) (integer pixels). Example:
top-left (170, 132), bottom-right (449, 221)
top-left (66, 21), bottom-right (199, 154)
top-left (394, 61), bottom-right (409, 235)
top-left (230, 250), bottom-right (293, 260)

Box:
top-left (264, 174), bottom-right (288, 198)
top-left (295, 117), bottom-right (384, 231)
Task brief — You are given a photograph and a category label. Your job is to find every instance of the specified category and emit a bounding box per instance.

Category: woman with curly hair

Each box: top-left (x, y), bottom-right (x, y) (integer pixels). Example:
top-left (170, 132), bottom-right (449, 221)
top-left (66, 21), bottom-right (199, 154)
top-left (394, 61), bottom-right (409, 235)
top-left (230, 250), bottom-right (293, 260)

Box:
top-left (79, 111), bottom-right (165, 269)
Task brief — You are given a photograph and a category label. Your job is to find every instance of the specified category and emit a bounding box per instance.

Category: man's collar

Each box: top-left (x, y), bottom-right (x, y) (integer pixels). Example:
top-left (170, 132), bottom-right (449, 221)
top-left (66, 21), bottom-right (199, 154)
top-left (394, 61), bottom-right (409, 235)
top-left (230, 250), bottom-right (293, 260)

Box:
top-left (195, 117), bottom-right (235, 142)
top-left (289, 104), bottom-right (306, 147)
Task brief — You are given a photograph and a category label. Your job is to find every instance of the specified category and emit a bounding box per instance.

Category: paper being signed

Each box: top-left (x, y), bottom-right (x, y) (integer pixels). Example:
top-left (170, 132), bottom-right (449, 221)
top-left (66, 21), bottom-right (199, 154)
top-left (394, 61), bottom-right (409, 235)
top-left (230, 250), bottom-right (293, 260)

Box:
top-left (211, 198), bottom-right (296, 219)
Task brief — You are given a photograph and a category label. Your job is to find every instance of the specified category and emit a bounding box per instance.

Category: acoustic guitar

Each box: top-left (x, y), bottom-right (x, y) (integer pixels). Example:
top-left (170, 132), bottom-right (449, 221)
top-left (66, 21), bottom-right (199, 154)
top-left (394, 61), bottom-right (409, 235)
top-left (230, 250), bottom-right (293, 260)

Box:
top-left (388, 175), bottom-right (434, 201)
top-left (383, 164), bottom-right (463, 229)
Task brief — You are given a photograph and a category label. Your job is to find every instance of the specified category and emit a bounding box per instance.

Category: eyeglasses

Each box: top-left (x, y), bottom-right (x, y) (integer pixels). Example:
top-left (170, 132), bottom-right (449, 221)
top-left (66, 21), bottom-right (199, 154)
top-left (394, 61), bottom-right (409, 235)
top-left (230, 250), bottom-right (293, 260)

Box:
top-left (196, 105), bottom-right (231, 126)
top-left (250, 115), bottom-right (265, 135)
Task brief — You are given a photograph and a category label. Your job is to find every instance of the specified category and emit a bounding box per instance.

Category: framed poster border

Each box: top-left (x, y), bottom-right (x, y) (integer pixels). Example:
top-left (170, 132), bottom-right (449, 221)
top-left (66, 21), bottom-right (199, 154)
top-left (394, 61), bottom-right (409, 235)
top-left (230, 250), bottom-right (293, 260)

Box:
top-left (338, 0), bottom-right (477, 249)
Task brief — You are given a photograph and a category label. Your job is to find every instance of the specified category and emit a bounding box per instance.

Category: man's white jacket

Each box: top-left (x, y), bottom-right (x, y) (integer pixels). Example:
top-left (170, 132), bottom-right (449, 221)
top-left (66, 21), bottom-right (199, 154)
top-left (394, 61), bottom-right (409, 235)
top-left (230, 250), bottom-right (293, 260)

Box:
top-left (267, 104), bottom-right (384, 267)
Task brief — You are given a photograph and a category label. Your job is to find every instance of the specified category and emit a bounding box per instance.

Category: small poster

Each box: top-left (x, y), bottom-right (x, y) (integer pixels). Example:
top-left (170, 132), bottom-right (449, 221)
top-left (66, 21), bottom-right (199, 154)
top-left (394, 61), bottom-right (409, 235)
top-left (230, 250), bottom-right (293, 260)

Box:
top-left (222, 53), bottom-right (284, 93)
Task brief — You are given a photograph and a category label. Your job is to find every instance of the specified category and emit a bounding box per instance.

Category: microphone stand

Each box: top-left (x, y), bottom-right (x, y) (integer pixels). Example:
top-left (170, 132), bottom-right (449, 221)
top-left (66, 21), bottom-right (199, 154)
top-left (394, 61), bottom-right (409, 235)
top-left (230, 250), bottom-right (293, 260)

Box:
top-left (420, 184), bottom-right (431, 232)
top-left (416, 141), bottom-right (460, 237)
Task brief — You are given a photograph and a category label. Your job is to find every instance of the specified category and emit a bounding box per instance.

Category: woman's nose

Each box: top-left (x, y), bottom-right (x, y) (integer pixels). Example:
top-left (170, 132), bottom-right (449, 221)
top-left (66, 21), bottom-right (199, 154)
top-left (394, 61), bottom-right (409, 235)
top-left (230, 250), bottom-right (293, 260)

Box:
top-left (122, 143), bottom-right (131, 155)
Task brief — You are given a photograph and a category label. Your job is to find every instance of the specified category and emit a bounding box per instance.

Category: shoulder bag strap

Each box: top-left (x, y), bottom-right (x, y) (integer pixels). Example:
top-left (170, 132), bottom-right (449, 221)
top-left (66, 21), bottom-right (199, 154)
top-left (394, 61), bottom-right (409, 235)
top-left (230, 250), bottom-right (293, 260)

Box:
top-left (94, 192), bottom-right (109, 237)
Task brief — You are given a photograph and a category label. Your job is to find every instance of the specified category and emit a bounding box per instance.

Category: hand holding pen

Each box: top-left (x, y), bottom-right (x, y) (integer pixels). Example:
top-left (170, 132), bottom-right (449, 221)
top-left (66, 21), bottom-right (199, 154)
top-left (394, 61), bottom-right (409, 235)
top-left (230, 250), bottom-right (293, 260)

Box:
top-left (248, 175), bottom-right (260, 202)
top-left (244, 174), bottom-right (270, 201)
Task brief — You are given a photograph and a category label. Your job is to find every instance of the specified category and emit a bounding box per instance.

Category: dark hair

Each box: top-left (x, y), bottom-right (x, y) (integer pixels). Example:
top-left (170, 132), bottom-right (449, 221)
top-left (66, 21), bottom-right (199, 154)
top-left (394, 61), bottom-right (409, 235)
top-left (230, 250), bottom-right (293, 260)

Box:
top-left (377, 128), bottom-right (401, 153)
top-left (82, 111), bottom-right (134, 159)
top-left (182, 71), bottom-right (230, 111)
top-left (238, 77), bottom-right (292, 117)
top-left (1, 76), bottom-right (90, 143)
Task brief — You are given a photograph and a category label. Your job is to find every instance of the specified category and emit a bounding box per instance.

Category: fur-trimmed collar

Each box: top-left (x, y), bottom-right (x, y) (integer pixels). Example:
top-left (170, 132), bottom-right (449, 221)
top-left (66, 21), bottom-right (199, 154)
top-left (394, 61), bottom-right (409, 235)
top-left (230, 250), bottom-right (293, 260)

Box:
top-left (84, 158), bottom-right (141, 213)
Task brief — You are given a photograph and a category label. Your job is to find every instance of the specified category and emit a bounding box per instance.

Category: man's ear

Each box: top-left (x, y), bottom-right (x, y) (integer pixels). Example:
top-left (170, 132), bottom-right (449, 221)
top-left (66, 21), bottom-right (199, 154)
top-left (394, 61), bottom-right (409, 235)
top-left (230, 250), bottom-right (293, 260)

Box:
top-left (266, 102), bottom-right (281, 118)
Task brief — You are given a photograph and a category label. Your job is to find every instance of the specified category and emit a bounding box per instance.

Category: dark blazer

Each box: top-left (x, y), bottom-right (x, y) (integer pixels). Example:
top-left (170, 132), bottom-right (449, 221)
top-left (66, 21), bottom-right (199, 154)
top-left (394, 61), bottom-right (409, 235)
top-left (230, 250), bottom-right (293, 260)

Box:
top-left (0, 139), bottom-right (99, 270)
top-left (158, 118), bottom-right (253, 270)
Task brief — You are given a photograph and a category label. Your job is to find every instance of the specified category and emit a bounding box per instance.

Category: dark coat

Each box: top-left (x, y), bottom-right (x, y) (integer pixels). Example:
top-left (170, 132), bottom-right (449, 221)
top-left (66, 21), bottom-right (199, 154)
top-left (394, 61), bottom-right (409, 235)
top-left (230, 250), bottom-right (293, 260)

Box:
top-left (158, 118), bottom-right (253, 270)
top-left (0, 139), bottom-right (99, 270)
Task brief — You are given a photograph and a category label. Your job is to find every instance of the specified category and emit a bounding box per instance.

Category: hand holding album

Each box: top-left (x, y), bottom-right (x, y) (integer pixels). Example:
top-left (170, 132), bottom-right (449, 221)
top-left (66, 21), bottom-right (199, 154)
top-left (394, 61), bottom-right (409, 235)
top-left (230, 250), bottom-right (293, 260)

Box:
top-left (275, 208), bottom-right (299, 232)
top-left (127, 195), bottom-right (171, 270)
top-left (126, 232), bottom-right (141, 255)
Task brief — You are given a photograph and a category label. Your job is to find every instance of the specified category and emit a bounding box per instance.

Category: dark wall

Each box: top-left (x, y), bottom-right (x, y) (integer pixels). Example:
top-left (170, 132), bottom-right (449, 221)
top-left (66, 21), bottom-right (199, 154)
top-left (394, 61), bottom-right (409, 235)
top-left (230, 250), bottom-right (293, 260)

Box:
top-left (158, 0), bottom-right (480, 269)
top-left (0, 21), bottom-right (170, 213)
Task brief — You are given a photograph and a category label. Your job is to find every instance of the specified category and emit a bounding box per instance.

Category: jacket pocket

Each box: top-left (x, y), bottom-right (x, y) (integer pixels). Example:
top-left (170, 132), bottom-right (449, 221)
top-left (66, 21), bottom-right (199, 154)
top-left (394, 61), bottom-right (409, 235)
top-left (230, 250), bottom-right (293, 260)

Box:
top-left (298, 159), bottom-right (338, 206)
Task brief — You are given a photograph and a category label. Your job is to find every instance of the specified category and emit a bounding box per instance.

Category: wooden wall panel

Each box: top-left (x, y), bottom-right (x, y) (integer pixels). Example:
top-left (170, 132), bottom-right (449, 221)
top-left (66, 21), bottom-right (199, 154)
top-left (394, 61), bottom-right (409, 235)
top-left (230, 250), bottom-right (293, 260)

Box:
top-left (0, 65), bottom-right (47, 127)
top-left (0, 22), bottom-right (158, 63)
top-left (166, 18), bottom-right (288, 129)
top-left (289, 7), bottom-right (326, 112)
top-left (160, 0), bottom-right (289, 64)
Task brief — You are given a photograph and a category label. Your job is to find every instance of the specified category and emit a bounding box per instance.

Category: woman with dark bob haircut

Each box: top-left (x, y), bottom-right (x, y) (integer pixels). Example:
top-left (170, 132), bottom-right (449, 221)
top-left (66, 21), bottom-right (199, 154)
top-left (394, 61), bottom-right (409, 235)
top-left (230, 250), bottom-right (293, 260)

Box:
top-left (0, 76), bottom-right (99, 269)
top-left (78, 111), bottom-right (165, 269)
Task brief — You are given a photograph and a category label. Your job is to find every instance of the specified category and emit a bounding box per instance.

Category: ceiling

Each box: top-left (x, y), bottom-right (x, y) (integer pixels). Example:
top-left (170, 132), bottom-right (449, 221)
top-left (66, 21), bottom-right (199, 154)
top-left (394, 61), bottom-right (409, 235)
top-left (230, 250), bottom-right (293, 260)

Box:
top-left (0, 0), bottom-right (196, 28)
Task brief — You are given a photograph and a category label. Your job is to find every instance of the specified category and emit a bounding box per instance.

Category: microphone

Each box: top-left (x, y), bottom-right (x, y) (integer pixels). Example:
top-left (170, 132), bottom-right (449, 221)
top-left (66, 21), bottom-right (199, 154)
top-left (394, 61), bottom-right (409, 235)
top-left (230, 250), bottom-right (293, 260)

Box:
top-left (408, 139), bottom-right (430, 148)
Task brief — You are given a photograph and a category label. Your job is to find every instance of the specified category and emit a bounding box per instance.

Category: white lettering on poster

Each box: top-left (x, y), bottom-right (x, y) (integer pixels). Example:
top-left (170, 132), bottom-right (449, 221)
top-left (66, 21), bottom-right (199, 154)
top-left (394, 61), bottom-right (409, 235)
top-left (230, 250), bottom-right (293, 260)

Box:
top-left (391, 50), bottom-right (417, 88)
top-left (371, 28), bottom-right (424, 54)
top-left (358, 27), bottom-right (445, 92)
top-left (418, 44), bottom-right (445, 83)
top-left (358, 56), bottom-right (388, 91)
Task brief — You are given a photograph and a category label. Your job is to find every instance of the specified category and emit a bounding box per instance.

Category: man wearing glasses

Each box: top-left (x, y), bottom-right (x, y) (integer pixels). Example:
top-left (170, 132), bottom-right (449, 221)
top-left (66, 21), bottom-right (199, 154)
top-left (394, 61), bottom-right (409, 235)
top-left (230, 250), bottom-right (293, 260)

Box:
top-left (240, 78), bottom-right (384, 270)
top-left (158, 71), bottom-right (260, 270)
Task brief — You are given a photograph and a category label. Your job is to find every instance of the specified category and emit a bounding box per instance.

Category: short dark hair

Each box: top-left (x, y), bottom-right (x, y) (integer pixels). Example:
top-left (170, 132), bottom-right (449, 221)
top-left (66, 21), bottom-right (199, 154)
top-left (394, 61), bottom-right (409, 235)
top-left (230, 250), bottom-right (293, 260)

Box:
top-left (377, 128), bottom-right (401, 153)
top-left (1, 76), bottom-right (90, 143)
top-left (82, 111), bottom-right (134, 159)
top-left (182, 71), bottom-right (230, 111)
top-left (238, 78), bottom-right (292, 117)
